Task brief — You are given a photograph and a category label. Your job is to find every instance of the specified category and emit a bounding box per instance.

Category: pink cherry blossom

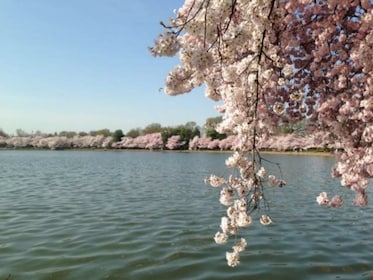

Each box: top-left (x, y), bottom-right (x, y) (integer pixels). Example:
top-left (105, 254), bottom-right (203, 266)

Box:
top-left (152, 0), bottom-right (373, 266)
top-left (328, 195), bottom-right (344, 208)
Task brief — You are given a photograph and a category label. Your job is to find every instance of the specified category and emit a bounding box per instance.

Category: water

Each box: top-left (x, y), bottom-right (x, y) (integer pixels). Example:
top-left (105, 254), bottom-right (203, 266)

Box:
top-left (0, 150), bottom-right (372, 280)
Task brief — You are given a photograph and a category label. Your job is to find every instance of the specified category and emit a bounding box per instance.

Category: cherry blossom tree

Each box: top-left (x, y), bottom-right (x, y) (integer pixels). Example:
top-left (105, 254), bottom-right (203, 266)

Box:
top-left (144, 133), bottom-right (164, 150)
top-left (207, 138), bottom-right (220, 150)
top-left (195, 136), bottom-right (213, 150)
top-left (188, 135), bottom-right (200, 150)
top-left (126, 133), bottom-right (164, 150)
top-left (0, 136), bottom-right (7, 147)
top-left (5, 136), bottom-right (33, 148)
top-left (218, 135), bottom-right (240, 151)
top-left (112, 136), bottom-right (136, 149)
top-left (152, 0), bottom-right (373, 266)
top-left (166, 135), bottom-right (185, 150)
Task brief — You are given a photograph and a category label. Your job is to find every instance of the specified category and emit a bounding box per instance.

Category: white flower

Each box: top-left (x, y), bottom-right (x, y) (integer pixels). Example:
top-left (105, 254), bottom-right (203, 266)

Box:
top-left (237, 212), bottom-right (252, 228)
top-left (235, 186), bottom-right (246, 197)
top-left (283, 64), bottom-right (293, 77)
top-left (233, 199), bottom-right (247, 212)
top-left (257, 166), bottom-right (266, 179)
top-left (220, 217), bottom-right (238, 235)
top-left (220, 216), bottom-right (238, 235)
top-left (273, 102), bottom-right (285, 115)
top-left (290, 91), bottom-right (303, 102)
top-left (268, 175), bottom-right (286, 187)
top-left (251, 193), bottom-right (263, 202)
top-left (220, 217), bottom-right (230, 233)
top-left (214, 231), bottom-right (228, 245)
top-left (226, 207), bottom-right (237, 219)
top-left (362, 125), bottom-right (373, 143)
top-left (232, 238), bottom-right (247, 253)
top-left (278, 78), bottom-right (286, 86)
top-left (225, 152), bottom-right (241, 168)
top-left (260, 215), bottom-right (272, 226)
top-left (191, 49), bottom-right (213, 71)
top-left (207, 174), bottom-right (226, 187)
top-left (226, 251), bottom-right (240, 267)
top-left (150, 31), bottom-right (180, 57)
top-left (219, 188), bottom-right (234, 206)
top-left (316, 192), bottom-right (329, 206)
top-left (268, 175), bottom-right (278, 186)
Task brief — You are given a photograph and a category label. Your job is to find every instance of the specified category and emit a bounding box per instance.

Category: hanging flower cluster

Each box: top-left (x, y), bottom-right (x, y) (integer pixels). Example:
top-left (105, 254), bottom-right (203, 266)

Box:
top-left (204, 150), bottom-right (285, 266)
top-left (316, 192), bottom-right (344, 208)
top-left (151, 0), bottom-right (373, 266)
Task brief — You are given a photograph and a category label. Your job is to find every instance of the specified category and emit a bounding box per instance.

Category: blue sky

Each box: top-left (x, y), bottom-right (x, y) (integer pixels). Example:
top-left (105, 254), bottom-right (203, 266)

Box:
top-left (0, 0), bottom-right (218, 135)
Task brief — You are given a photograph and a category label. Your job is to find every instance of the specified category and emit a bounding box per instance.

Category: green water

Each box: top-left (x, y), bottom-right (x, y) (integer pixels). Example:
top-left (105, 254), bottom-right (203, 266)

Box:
top-left (0, 150), bottom-right (372, 279)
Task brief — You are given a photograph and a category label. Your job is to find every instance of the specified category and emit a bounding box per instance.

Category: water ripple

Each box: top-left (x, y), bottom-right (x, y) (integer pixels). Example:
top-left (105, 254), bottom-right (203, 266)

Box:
top-left (0, 151), bottom-right (372, 279)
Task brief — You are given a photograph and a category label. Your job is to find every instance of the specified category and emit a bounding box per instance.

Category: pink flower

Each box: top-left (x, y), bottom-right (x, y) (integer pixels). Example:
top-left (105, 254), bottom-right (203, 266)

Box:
top-left (328, 195), bottom-right (344, 208)
top-left (353, 191), bottom-right (368, 207)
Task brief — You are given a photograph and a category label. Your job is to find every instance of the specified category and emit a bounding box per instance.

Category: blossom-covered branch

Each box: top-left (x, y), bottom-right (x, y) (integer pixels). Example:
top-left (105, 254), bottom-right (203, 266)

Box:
top-left (152, 0), bottom-right (373, 266)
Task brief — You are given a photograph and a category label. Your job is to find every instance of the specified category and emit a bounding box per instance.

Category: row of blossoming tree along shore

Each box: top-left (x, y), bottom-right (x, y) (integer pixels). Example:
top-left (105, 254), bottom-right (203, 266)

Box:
top-left (150, 0), bottom-right (372, 267)
top-left (0, 130), bottom-right (342, 151)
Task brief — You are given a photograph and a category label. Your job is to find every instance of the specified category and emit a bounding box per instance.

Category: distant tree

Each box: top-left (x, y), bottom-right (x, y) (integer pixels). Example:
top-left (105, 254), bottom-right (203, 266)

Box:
top-left (204, 116), bottom-right (222, 130)
top-left (276, 119), bottom-right (308, 136)
top-left (58, 131), bottom-right (77, 138)
top-left (126, 128), bottom-right (142, 138)
top-left (205, 129), bottom-right (226, 140)
top-left (185, 121), bottom-right (201, 139)
top-left (112, 129), bottom-right (124, 142)
top-left (90, 129), bottom-right (111, 137)
top-left (16, 129), bottom-right (28, 137)
top-left (0, 129), bottom-right (9, 137)
top-left (161, 124), bottom-right (200, 149)
top-left (78, 131), bottom-right (88, 137)
top-left (204, 116), bottom-right (226, 139)
top-left (184, 121), bottom-right (197, 130)
top-left (143, 123), bottom-right (163, 134)
top-left (33, 130), bottom-right (46, 137)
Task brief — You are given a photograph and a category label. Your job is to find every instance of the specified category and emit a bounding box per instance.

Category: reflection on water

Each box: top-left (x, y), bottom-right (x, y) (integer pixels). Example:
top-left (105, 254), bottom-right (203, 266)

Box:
top-left (0, 150), bottom-right (372, 280)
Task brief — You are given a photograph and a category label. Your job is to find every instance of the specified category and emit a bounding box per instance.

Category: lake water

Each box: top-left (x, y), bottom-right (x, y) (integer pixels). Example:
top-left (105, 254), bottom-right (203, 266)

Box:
top-left (0, 150), bottom-right (372, 280)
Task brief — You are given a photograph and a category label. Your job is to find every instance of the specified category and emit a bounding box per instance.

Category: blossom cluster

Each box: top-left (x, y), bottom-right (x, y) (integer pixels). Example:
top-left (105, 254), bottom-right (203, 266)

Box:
top-left (205, 150), bottom-right (284, 266)
top-left (152, 0), bottom-right (372, 266)
top-left (152, 0), bottom-right (372, 191)
top-left (112, 133), bottom-right (164, 150)
top-left (316, 192), bottom-right (344, 208)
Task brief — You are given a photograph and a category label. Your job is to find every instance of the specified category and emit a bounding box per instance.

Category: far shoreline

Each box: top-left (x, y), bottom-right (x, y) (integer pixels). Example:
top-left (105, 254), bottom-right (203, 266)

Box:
top-left (0, 147), bottom-right (336, 157)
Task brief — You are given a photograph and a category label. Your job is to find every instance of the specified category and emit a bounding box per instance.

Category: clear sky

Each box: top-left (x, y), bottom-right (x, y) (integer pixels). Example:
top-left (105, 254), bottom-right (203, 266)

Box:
top-left (0, 0), bottom-right (219, 135)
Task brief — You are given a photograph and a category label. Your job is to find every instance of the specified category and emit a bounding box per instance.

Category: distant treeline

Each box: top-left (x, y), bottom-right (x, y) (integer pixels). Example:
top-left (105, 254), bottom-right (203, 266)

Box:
top-left (0, 118), bottom-right (222, 150)
top-left (0, 118), bottom-right (224, 141)
top-left (0, 118), bottom-right (340, 151)
top-left (0, 132), bottom-right (341, 152)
